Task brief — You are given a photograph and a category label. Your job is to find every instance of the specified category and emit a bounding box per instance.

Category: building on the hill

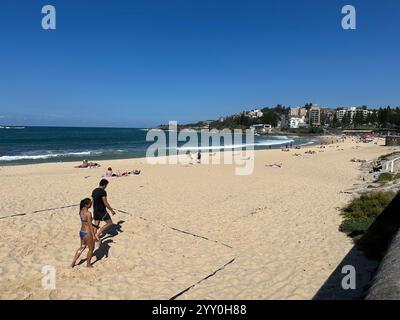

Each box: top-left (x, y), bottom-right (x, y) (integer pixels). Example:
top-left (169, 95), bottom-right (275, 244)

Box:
top-left (308, 105), bottom-right (321, 127)
top-left (289, 117), bottom-right (307, 129)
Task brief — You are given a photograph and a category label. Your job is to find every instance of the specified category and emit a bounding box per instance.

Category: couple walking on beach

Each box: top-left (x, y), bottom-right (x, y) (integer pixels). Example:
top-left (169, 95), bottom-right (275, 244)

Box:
top-left (71, 178), bottom-right (117, 268)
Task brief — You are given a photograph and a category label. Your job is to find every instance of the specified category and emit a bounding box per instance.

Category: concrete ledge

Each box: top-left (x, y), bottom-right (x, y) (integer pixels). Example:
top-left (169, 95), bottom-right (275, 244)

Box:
top-left (367, 230), bottom-right (400, 300)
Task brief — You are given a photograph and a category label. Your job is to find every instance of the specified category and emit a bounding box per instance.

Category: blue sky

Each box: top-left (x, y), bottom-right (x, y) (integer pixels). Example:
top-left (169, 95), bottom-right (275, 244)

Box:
top-left (0, 0), bottom-right (399, 127)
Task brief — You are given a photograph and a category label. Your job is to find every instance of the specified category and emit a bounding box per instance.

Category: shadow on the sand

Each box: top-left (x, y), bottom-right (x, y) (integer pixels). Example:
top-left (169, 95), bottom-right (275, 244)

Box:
top-left (314, 192), bottom-right (400, 299)
top-left (92, 239), bottom-right (113, 265)
top-left (312, 246), bottom-right (379, 300)
top-left (77, 220), bottom-right (125, 266)
top-left (101, 220), bottom-right (125, 241)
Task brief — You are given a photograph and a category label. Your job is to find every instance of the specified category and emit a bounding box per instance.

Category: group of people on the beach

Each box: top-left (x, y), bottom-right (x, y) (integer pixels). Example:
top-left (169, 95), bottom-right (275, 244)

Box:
top-left (71, 179), bottom-right (116, 268)
top-left (105, 167), bottom-right (141, 177)
top-left (75, 160), bottom-right (142, 178)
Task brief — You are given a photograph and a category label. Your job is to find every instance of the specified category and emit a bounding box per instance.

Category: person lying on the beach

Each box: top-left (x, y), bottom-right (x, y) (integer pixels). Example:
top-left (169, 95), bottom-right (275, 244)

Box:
top-left (305, 150), bottom-right (316, 154)
top-left (281, 148), bottom-right (290, 152)
top-left (124, 169), bottom-right (141, 176)
top-left (75, 160), bottom-right (100, 168)
top-left (71, 198), bottom-right (98, 268)
top-left (87, 161), bottom-right (100, 168)
top-left (105, 167), bottom-right (141, 177)
top-left (351, 158), bottom-right (367, 163)
top-left (266, 163), bottom-right (282, 168)
top-left (75, 160), bottom-right (89, 168)
top-left (293, 153), bottom-right (302, 157)
top-left (106, 167), bottom-right (118, 177)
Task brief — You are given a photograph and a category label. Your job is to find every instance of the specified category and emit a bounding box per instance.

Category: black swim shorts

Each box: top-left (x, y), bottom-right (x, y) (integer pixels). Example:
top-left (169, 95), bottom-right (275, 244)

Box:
top-left (93, 211), bottom-right (112, 222)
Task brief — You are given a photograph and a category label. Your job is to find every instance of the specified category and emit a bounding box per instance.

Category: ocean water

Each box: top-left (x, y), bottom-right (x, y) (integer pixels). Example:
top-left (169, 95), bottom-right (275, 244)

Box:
top-left (0, 126), bottom-right (316, 165)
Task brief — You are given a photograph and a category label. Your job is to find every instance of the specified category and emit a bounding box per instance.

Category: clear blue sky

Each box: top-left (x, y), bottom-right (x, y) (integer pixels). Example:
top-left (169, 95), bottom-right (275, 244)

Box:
top-left (0, 0), bottom-right (399, 127)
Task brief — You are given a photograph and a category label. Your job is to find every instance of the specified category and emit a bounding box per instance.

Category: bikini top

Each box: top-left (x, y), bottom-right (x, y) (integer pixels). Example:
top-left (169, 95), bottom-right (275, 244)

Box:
top-left (80, 210), bottom-right (88, 223)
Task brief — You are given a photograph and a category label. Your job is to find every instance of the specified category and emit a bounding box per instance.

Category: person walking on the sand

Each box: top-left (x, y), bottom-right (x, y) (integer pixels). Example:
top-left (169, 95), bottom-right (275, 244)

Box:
top-left (197, 151), bottom-right (201, 163)
top-left (92, 179), bottom-right (116, 241)
top-left (71, 198), bottom-right (97, 268)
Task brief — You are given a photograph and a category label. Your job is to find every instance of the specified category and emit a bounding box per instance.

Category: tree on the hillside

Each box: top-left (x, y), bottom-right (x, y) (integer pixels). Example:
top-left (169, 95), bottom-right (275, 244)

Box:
top-left (353, 110), bottom-right (365, 126)
top-left (332, 112), bottom-right (339, 128)
top-left (378, 106), bottom-right (391, 127)
top-left (342, 112), bottom-right (351, 128)
top-left (261, 109), bottom-right (280, 127)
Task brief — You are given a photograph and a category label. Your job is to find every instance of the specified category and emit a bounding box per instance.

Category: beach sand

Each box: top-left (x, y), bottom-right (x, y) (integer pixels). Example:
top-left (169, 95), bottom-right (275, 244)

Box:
top-left (1, 137), bottom-right (398, 300)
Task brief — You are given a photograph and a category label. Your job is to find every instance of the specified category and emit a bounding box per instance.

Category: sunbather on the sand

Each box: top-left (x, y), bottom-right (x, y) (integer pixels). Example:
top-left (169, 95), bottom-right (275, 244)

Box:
top-left (127, 169), bottom-right (141, 175)
top-left (88, 161), bottom-right (100, 168)
top-left (106, 167), bottom-right (118, 177)
top-left (75, 160), bottom-right (100, 168)
top-left (105, 167), bottom-right (141, 177)
top-left (266, 163), bottom-right (282, 168)
top-left (75, 160), bottom-right (89, 168)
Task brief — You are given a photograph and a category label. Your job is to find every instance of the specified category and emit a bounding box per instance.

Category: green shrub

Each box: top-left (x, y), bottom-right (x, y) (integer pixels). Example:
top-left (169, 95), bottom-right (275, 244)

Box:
top-left (341, 191), bottom-right (395, 221)
top-left (357, 192), bottom-right (400, 259)
top-left (339, 191), bottom-right (397, 259)
top-left (375, 172), bottom-right (400, 183)
top-left (376, 172), bottom-right (395, 183)
top-left (339, 217), bottom-right (375, 235)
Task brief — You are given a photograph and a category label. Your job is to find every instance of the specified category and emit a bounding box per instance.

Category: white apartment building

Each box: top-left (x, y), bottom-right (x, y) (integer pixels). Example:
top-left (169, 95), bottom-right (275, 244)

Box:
top-left (290, 107), bottom-right (308, 118)
top-left (289, 117), bottom-right (306, 129)
top-left (336, 107), bottom-right (373, 123)
top-left (336, 109), bottom-right (347, 122)
top-left (247, 109), bottom-right (263, 118)
top-left (250, 124), bottom-right (272, 133)
top-left (309, 105), bottom-right (321, 127)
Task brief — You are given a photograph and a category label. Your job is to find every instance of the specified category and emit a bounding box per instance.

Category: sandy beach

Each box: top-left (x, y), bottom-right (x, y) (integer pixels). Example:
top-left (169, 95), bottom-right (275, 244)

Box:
top-left (1, 137), bottom-right (398, 300)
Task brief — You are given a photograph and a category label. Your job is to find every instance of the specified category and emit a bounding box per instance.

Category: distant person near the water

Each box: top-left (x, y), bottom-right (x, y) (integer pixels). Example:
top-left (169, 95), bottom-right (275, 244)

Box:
top-left (92, 179), bottom-right (116, 241)
top-left (197, 151), bottom-right (201, 163)
top-left (71, 198), bottom-right (97, 268)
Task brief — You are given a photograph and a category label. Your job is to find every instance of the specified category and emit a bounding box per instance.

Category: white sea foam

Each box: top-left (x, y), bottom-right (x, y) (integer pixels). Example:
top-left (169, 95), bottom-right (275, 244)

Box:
top-left (176, 139), bottom-right (295, 151)
top-left (0, 151), bottom-right (91, 162)
top-left (0, 126), bottom-right (25, 129)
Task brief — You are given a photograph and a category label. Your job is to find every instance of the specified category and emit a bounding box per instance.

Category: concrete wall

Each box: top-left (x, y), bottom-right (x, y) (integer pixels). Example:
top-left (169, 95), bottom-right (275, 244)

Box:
top-left (367, 230), bottom-right (400, 300)
top-left (385, 136), bottom-right (400, 146)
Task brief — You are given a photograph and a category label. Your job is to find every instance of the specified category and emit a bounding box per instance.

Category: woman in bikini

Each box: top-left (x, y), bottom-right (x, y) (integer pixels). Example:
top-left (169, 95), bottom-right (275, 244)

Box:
top-left (71, 198), bottom-right (98, 268)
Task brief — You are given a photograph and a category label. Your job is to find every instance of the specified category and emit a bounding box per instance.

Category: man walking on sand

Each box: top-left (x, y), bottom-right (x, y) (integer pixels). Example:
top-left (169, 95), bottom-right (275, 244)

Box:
top-left (92, 179), bottom-right (116, 241)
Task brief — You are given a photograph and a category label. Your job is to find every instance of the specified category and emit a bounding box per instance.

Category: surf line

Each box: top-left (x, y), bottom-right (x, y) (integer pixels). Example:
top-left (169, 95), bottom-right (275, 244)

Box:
top-left (115, 208), bottom-right (233, 249)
